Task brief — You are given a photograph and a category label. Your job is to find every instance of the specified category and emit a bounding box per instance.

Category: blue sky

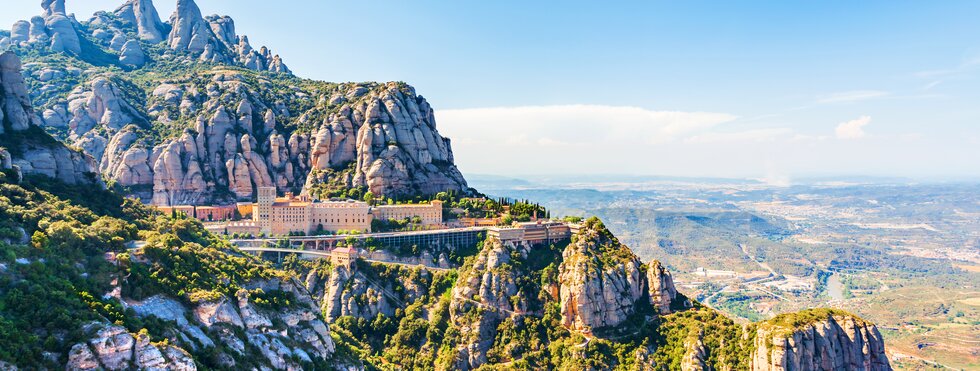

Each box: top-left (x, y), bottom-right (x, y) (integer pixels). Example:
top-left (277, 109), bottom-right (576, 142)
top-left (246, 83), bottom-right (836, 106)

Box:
top-left (4, 1), bottom-right (980, 181)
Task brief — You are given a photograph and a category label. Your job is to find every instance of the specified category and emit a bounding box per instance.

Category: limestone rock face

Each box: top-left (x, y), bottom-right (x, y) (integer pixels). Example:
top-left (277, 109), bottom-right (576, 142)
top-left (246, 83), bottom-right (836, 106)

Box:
top-left (681, 331), bottom-right (709, 371)
top-left (448, 238), bottom-right (524, 369)
top-left (168, 0), bottom-right (214, 53)
top-left (122, 278), bottom-right (336, 369)
top-left (119, 39), bottom-right (147, 67)
top-left (67, 77), bottom-right (145, 145)
top-left (648, 259), bottom-right (679, 314)
top-left (0, 52), bottom-right (35, 133)
top-left (193, 297), bottom-right (245, 328)
top-left (44, 13), bottom-right (81, 54)
top-left (559, 219), bottom-right (645, 334)
top-left (87, 324), bottom-right (135, 369)
top-left (305, 82), bottom-right (468, 198)
top-left (114, 0), bottom-right (167, 43)
top-left (10, 21), bottom-right (30, 44)
top-left (166, 0), bottom-right (290, 73)
top-left (41, 0), bottom-right (66, 17)
top-left (8, 0), bottom-right (83, 54)
top-left (751, 311), bottom-right (892, 371)
top-left (66, 323), bottom-right (198, 371)
top-left (0, 52), bottom-right (101, 186)
top-left (320, 264), bottom-right (428, 322)
top-left (12, 24), bottom-right (464, 204)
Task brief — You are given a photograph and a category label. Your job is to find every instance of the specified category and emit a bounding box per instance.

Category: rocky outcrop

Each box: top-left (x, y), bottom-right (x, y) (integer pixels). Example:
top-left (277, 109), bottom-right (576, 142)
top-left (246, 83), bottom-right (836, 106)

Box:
top-left (114, 0), bottom-right (167, 43)
top-left (0, 52), bottom-right (34, 134)
top-left (123, 278), bottom-right (336, 369)
top-left (306, 82), bottom-right (468, 197)
top-left (0, 52), bottom-right (101, 186)
top-left (449, 238), bottom-right (524, 369)
top-left (681, 331), bottom-right (709, 371)
top-left (750, 310), bottom-right (891, 371)
top-left (119, 39), bottom-right (146, 67)
top-left (167, 0), bottom-right (289, 73)
top-left (168, 0), bottom-right (215, 53)
top-left (559, 218), bottom-right (645, 334)
top-left (648, 259), bottom-right (679, 314)
top-left (319, 263), bottom-right (431, 322)
top-left (8, 0), bottom-right (82, 54)
top-left (66, 324), bottom-right (195, 370)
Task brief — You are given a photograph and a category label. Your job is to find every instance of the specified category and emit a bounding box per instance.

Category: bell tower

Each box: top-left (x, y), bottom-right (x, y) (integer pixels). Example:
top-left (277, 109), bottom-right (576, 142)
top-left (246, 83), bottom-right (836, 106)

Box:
top-left (256, 187), bottom-right (276, 235)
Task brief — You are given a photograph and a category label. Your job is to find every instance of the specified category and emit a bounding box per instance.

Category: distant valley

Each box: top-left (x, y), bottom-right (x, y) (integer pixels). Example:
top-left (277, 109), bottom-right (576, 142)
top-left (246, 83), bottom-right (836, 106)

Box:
top-left (471, 174), bottom-right (980, 369)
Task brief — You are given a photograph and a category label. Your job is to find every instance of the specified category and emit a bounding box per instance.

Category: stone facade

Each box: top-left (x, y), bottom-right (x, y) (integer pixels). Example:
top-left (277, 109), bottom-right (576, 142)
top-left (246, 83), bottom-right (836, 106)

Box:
top-left (370, 200), bottom-right (444, 225)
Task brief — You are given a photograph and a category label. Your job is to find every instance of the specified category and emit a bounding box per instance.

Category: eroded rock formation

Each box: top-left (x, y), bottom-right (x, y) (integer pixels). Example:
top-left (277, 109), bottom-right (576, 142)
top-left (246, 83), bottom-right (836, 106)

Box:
top-left (66, 324), bottom-right (196, 370)
top-left (559, 219), bottom-right (645, 333)
top-left (648, 259), bottom-right (680, 314)
top-left (449, 238), bottom-right (524, 369)
top-left (0, 51), bottom-right (101, 186)
top-left (751, 310), bottom-right (892, 371)
top-left (114, 0), bottom-right (167, 43)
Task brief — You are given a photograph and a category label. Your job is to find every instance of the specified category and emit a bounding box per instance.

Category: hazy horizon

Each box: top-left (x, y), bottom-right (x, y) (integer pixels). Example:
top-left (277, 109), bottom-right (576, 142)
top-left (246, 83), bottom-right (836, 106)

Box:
top-left (4, 0), bottom-right (979, 179)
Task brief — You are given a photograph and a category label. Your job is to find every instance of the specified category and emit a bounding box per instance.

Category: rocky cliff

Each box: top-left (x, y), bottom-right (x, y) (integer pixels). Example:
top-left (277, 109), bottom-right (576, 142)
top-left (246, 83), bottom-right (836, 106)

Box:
top-left (7, 0), bottom-right (468, 203)
top-left (449, 237), bottom-right (525, 369)
top-left (648, 259), bottom-right (680, 315)
top-left (7, 0), bottom-right (82, 55)
top-left (66, 324), bottom-right (195, 370)
top-left (0, 51), bottom-right (101, 186)
top-left (751, 309), bottom-right (892, 371)
top-left (68, 266), bottom-right (339, 369)
top-left (558, 218), bottom-right (646, 333)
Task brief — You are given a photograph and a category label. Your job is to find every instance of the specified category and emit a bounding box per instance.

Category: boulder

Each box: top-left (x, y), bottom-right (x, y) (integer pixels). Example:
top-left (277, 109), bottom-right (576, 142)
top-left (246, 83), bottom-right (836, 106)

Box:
top-left (119, 39), bottom-right (147, 67)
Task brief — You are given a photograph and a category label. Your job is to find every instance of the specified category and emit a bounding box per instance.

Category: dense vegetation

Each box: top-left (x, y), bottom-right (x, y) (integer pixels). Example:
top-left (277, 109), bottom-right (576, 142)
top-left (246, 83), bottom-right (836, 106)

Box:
top-left (0, 164), bottom-right (333, 368)
top-left (0, 171), bottom-right (153, 367)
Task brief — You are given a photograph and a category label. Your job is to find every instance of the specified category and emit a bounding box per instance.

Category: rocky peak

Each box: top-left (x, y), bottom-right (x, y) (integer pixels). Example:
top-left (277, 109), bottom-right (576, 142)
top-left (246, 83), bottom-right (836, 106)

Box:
top-left (0, 52), bottom-right (36, 133)
top-left (114, 0), bottom-right (167, 43)
top-left (14, 0), bottom-right (82, 55)
top-left (168, 0), bottom-right (216, 54)
top-left (647, 259), bottom-right (680, 314)
top-left (166, 0), bottom-right (289, 73)
top-left (41, 0), bottom-right (67, 17)
top-left (558, 217), bottom-right (645, 334)
top-left (750, 309), bottom-right (891, 371)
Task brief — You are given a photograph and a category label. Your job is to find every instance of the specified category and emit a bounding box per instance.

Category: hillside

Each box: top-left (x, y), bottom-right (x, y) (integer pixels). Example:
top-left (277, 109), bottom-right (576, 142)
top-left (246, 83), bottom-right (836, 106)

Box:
top-left (1, 1), bottom-right (894, 370)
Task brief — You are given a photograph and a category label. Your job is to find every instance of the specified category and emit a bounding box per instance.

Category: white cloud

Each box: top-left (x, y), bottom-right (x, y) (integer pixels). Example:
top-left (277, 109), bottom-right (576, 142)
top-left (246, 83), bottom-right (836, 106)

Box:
top-left (437, 104), bottom-right (738, 146)
top-left (835, 116), bottom-right (872, 139)
top-left (684, 128), bottom-right (792, 144)
top-left (816, 90), bottom-right (889, 104)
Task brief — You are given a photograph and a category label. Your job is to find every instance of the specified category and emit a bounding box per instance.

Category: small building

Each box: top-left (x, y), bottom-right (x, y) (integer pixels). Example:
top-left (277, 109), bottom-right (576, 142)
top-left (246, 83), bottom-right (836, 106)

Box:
top-left (195, 205), bottom-right (238, 221)
top-left (457, 217), bottom-right (501, 227)
top-left (205, 220), bottom-right (261, 236)
top-left (486, 226), bottom-right (524, 242)
top-left (515, 221), bottom-right (570, 244)
top-left (332, 247), bottom-right (358, 267)
top-left (488, 221), bottom-right (571, 244)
